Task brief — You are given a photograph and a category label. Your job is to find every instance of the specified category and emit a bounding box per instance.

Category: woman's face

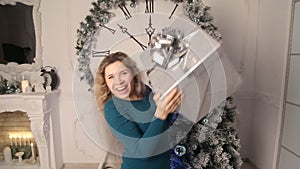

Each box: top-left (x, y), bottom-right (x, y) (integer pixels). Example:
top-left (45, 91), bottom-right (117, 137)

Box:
top-left (104, 61), bottom-right (134, 100)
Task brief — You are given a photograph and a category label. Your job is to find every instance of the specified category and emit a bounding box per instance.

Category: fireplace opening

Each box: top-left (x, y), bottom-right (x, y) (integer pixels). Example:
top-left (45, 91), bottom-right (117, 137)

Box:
top-left (0, 111), bottom-right (38, 165)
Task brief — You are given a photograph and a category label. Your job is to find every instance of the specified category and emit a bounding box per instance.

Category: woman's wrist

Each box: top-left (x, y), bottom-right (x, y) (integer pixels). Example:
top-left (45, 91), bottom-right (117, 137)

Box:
top-left (154, 110), bottom-right (168, 120)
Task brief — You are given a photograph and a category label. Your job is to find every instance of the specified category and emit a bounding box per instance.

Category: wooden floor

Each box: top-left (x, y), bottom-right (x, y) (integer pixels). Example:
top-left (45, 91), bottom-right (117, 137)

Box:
top-left (63, 161), bottom-right (257, 169)
top-left (242, 161), bottom-right (257, 169)
top-left (63, 163), bottom-right (98, 169)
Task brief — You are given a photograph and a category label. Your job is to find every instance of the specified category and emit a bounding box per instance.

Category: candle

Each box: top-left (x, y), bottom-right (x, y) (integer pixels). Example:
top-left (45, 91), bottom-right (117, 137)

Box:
top-left (18, 135), bottom-right (22, 146)
top-left (23, 135), bottom-right (27, 146)
top-left (26, 135), bottom-right (31, 146)
top-left (13, 135), bottom-right (17, 146)
top-left (9, 135), bottom-right (13, 146)
top-left (30, 143), bottom-right (35, 161)
top-left (21, 80), bottom-right (29, 93)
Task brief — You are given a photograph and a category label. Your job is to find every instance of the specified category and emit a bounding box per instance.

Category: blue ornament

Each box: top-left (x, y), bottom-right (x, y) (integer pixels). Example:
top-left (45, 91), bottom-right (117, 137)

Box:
top-left (170, 154), bottom-right (187, 169)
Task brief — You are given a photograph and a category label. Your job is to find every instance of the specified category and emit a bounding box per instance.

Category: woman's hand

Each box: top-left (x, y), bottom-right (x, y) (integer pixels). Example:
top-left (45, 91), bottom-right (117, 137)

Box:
top-left (153, 88), bottom-right (184, 120)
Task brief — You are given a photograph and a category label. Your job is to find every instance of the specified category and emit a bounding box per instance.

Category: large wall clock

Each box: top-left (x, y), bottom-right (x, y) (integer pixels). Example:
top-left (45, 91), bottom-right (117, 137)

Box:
top-left (74, 0), bottom-right (228, 158)
top-left (77, 0), bottom-right (224, 120)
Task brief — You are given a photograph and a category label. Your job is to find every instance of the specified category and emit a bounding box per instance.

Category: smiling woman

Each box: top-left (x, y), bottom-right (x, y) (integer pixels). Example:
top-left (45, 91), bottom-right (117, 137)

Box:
top-left (94, 51), bottom-right (184, 169)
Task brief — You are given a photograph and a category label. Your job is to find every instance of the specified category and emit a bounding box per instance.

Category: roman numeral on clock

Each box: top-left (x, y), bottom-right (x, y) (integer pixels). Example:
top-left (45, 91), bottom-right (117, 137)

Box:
top-left (145, 0), bottom-right (154, 13)
top-left (119, 4), bottom-right (132, 19)
top-left (92, 50), bottom-right (110, 57)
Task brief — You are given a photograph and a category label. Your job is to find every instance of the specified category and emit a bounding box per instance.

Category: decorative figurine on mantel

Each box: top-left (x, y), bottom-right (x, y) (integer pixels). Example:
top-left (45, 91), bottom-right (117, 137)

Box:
top-left (40, 66), bottom-right (59, 91)
top-left (15, 152), bottom-right (25, 165)
top-left (31, 79), bottom-right (46, 92)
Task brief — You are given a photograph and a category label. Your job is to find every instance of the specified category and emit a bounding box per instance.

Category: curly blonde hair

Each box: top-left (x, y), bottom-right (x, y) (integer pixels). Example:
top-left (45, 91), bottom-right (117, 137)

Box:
top-left (94, 52), bottom-right (146, 113)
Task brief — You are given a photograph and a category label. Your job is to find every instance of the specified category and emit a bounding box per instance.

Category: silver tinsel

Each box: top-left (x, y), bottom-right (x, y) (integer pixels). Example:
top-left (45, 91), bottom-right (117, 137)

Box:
top-left (197, 128), bottom-right (207, 143)
top-left (192, 152), bottom-right (210, 168)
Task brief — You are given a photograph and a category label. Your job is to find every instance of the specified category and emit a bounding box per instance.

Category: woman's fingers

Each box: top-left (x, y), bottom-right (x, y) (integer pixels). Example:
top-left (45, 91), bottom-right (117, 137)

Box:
top-left (164, 88), bottom-right (178, 102)
top-left (165, 89), bottom-right (183, 112)
top-left (153, 92), bottom-right (161, 102)
top-left (153, 88), bottom-right (184, 119)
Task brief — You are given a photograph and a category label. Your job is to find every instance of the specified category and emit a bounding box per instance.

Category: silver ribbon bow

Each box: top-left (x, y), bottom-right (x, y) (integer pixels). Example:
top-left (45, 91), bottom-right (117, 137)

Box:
top-left (149, 27), bottom-right (190, 69)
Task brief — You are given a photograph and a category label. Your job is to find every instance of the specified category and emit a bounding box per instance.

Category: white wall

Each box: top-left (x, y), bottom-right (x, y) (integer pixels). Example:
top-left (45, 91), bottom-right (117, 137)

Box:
top-left (206, 0), bottom-right (292, 169)
top-left (204, 0), bottom-right (258, 159)
top-left (38, 0), bottom-right (292, 167)
top-left (41, 0), bottom-right (107, 164)
top-left (251, 0), bottom-right (291, 168)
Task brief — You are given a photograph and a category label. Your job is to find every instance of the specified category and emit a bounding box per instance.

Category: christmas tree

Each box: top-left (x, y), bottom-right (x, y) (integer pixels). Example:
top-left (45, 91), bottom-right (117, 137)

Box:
top-left (170, 97), bottom-right (243, 169)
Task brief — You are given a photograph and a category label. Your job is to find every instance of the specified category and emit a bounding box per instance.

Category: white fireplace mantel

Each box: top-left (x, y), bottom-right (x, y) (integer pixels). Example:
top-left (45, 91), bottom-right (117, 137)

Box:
top-left (0, 90), bottom-right (63, 169)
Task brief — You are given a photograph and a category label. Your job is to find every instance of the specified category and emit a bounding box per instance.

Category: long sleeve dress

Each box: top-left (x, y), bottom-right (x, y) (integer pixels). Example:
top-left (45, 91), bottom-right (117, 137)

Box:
top-left (104, 87), bottom-right (172, 169)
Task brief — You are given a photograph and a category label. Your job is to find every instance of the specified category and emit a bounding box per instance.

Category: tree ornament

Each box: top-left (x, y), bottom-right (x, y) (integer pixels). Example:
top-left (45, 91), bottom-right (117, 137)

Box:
top-left (226, 97), bottom-right (234, 108)
top-left (192, 144), bottom-right (197, 150)
top-left (174, 145), bottom-right (186, 157)
top-left (216, 116), bottom-right (222, 123)
top-left (130, 1), bottom-right (136, 8)
top-left (202, 118), bottom-right (208, 125)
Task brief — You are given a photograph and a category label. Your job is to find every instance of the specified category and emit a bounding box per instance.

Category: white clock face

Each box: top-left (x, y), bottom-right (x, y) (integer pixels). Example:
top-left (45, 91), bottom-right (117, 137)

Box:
top-left (89, 1), bottom-right (222, 120)
top-left (73, 0), bottom-right (226, 156)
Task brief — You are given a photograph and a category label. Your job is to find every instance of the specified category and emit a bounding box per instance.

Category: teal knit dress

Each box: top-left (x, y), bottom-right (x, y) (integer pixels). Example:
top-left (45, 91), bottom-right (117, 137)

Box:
top-left (104, 87), bottom-right (172, 169)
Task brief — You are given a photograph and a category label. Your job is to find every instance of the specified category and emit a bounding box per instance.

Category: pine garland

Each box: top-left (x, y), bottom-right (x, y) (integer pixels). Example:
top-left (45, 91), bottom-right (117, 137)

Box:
top-left (0, 77), bottom-right (21, 94)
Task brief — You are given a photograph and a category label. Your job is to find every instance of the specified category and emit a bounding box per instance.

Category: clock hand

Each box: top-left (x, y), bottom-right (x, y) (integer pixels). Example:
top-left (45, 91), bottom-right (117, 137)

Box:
top-left (99, 24), bottom-right (116, 34)
top-left (117, 24), bottom-right (147, 50)
top-left (169, 3), bottom-right (179, 19)
top-left (145, 15), bottom-right (155, 46)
